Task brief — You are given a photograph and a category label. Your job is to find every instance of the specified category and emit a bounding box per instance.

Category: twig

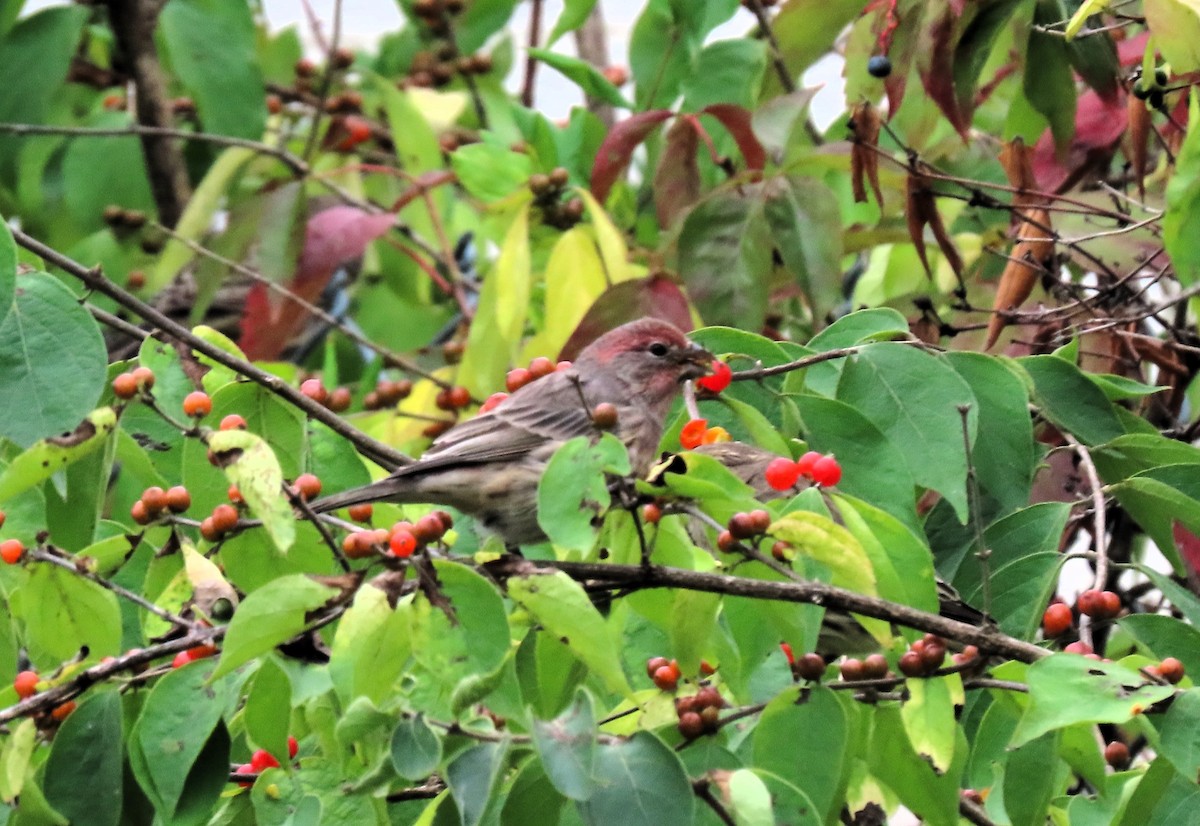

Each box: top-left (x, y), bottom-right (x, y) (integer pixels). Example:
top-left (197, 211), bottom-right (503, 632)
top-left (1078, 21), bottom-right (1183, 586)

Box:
top-left (731, 340), bottom-right (929, 382)
top-left (301, 0), bottom-right (345, 161)
top-left (959, 405), bottom-right (993, 618)
top-left (11, 227), bottom-right (412, 471)
top-left (1064, 432), bottom-right (1108, 588)
top-left (693, 777), bottom-right (737, 826)
top-left (521, 0), bottom-right (542, 107)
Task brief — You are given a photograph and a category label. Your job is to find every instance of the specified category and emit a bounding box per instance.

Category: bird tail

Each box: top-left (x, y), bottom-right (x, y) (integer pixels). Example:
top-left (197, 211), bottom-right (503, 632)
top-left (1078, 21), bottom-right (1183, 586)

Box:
top-left (310, 475), bottom-right (416, 514)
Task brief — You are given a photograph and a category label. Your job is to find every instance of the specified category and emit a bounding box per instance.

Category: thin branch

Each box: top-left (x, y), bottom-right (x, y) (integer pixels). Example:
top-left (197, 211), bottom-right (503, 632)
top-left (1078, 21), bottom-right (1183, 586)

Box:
top-left (1064, 432), bottom-right (1109, 589)
top-left (731, 340), bottom-right (929, 382)
top-left (521, 0), bottom-right (542, 107)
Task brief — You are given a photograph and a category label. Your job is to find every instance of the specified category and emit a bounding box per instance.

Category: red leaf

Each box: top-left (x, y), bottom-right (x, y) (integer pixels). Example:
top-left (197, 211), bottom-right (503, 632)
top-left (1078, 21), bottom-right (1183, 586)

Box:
top-left (701, 104), bottom-right (767, 171)
top-left (1031, 89), bottom-right (1127, 193)
top-left (558, 275), bottom-right (692, 361)
top-left (1174, 522), bottom-right (1200, 580)
top-left (238, 206), bottom-right (394, 361)
top-left (919, 7), bottom-right (970, 138)
top-left (653, 117), bottom-right (701, 230)
top-left (1116, 31), bottom-right (1151, 67)
top-left (590, 110), bottom-right (673, 203)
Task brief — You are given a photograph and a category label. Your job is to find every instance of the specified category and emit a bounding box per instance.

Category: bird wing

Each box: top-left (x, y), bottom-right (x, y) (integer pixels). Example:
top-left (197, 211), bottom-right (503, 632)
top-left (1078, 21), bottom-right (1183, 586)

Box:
top-left (404, 370), bottom-right (598, 473)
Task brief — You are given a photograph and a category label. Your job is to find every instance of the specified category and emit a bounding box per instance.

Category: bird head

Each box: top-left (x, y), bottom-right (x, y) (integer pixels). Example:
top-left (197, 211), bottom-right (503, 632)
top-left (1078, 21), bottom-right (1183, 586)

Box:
top-left (577, 318), bottom-right (713, 410)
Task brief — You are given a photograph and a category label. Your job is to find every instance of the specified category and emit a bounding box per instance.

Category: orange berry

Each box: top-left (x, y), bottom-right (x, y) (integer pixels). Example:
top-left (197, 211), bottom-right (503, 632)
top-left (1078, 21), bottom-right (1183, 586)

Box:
top-left (182, 391), bottom-right (212, 418)
top-left (505, 368), bottom-right (531, 393)
top-left (130, 366), bottom-right (155, 390)
top-left (112, 372), bottom-right (139, 399)
top-left (219, 414), bottom-right (247, 431)
top-left (228, 485), bottom-right (243, 504)
top-left (0, 539), bottom-right (25, 564)
top-left (13, 670), bottom-right (38, 699)
top-left (0, 510), bottom-right (5, 529)
top-left (50, 701), bottom-right (76, 721)
top-left (1157, 657), bottom-right (1185, 684)
top-left (528, 356), bottom-right (555, 379)
top-left (389, 528), bottom-right (417, 558)
top-left (293, 473), bottom-right (322, 501)
top-left (166, 486), bottom-right (191, 513)
top-left (211, 504), bottom-right (239, 533)
top-left (1042, 602), bottom-right (1073, 637)
top-left (130, 499), bottom-right (153, 525)
top-left (199, 517), bottom-right (221, 542)
top-left (680, 418), bottom-right (708, 449)
top-left (447, 386), bottom-right (471, 409)
top-left (141, 486), bottom-right (168, 514)
top-left (480, 392), bottom-right (508, 413)
top-left (642, 503), bottom-right (662, 524)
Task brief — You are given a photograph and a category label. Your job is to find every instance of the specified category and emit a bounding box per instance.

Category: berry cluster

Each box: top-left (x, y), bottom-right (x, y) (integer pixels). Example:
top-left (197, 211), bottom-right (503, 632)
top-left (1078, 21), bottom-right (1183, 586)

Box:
top-left (763, 451), bottom-right (842, 490)
top-left (645, 656), bottom-right (681, 691)
top-left (716, 509), bottom-right (771, 552)
top-left (342, 510), bottom-right (453, 560)
top-left (528, 169), bottom-right (584, 229)
top-left (200, 503), bottom-right (240, 542)
top-left (506, 356), bottom-right (571, 394)
top-left (679, 418), bottom-right (731, 449)
top-left (434, 386), bottom-right (472, 411)
top-left (1040, 590), bottom-right (1121, 640)
top-left (111, 366), bottom-right (156, 400)
top-left (130, 485), bottom-right (191, 525)
top-left (364, 379), bottom-right (414, 411)
top-left (299, 378), bottom-right (353, 413)
top-left (896, 634), bottom-right (969, 677)
top-left (234, 736), bottom-right (300, 788)
top-left (840, 653), bottom-right (891, 681)
top-left (675, 685), bottom-right (725, 740)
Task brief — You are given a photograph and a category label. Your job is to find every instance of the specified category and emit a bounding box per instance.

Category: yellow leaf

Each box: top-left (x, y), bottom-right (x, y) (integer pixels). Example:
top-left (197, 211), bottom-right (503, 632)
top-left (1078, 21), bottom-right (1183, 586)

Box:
top-left (1145, 0), bottom-right (1200, 72)
top-left (575, 188), bottom-right (632, 283)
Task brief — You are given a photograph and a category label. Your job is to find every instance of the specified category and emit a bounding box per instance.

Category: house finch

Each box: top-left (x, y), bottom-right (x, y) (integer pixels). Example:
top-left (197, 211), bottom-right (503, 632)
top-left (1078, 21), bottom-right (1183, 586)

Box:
top-left (314, 318), bottom-right (712, 544)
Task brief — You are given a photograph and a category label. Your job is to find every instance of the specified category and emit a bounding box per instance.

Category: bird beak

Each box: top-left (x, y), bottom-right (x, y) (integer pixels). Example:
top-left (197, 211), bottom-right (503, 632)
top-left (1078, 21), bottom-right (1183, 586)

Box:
top-left (677, 343), bottom-right (714, 381)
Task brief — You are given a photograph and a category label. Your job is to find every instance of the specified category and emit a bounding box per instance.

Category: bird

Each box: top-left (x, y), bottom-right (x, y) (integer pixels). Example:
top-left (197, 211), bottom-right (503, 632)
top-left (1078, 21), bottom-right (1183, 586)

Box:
top-left (313, 317), bottom-right (713, 545)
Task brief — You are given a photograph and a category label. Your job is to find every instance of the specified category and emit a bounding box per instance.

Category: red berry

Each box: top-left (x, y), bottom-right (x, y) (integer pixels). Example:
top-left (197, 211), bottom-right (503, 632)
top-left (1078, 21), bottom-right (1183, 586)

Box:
top-left (300, 378), bottom-right (328, 405)
top-left (506, 368), bottom-right (532, 393)
top-left (1064, 641), bottom-right (1093, 655)
top-left (293, 473), bottom-right (322, 501)
top-left (763, 457), bottom-right (801, 491)
top-left (219, 414), bottom-right (247, 431)
top-left (250, 749), bottom-right (280, 772)
top-left (0, 511), bottom-right (5, 529)
top-left (0, 539), bottom-right (25, 565)
top-left (779, 641), bottom-right (795, 664)
top-left (188, 644), bottom-right (218, 660)
top-left (727, 512), bottom-right (757, 540)
top-left (696, 360), bottom-right (733, 393)
top-left (716, 530), bottom-right (737, 552)
top-left (199, 517), bottom-right (221, 542)
top-left (699, 659), bottom-right (715, 676)
top-left (447, 386), bottom-right (471, 409)
top-left (646, 656), bottom-right (670, 679)
top-left (182, 391), bottom-right (212, 418)
top-left (795, 451), bottom-right (822, 478)
top-left (1077, 589), bottom-right (1102, 617)
top-left (652, 665), bottom-right (678, 692)
top-left (13, 670), bottom-right (38, 699)
top-left (642, 503), bottom-right (662, 524)
top-left (288, 736), bottom-right (299, 758)
top-left (389, 528), bottom-right (417, 558)
top-left (235, 762), bottom-right (256, 787)
top-left (771, 540), bottom-right (790, 561)
top-left (810, 455), bottom-right (842, 487)
top-left (1042, 602), bottom-right (1073, 637)
top-left (1098, 591), bottom-right (1121, 619)
top-left (680, 418), bottom-right (708, 450)
top-left (172, 651), bottom-right (193, 668)
top-left (1104, 741), bottom-right (1130, 769)
top-left (112, 372), bottom-right (139, 399)
top-left (227, 485), bottom-right (243, 505)
top-left (920, 641), bottom-right (946, 670)
top-left (347, 503), bottom-right (373, 523)
top-left (166, 486), bottom-right (191, 513)
top-left (480, 392), bottom-right (508, 413)
top-left (1157, 657), bottom-right (1185, 684)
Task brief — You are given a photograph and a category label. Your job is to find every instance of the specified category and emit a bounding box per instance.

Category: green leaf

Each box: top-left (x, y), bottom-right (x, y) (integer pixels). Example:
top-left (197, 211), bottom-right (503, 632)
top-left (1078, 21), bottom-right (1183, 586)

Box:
top-left (0, 407), bottom-right (116, 502)
top-left (446, 740), bottom-right (509, 826)
top-left (0, 273), bottom-right (106, 448)
top-left (834, 494), bottom-right (939, 615)
top-left (378, 76), bottom-right (443, 173)
top-left (158, 0), bottom-right (267, 139)
top-left (1165, 94), bottom-right (1200, 285)
top-left (753, 687), bottom-right (847, 821)
top-left (629, 0), bottom-right (698, 109)
top-left (769, 511), bottom-right (876, 598)
top-left (545, 0), bottom-right (598, 44)
top-left (578, 732), bottom-right (695, 826)
top-left (836, 344), bottom-right (978, 520)
top-left (537, 434), bottom-right (631, 552)
top-left (211, 574), bottom-right (337, 679)
top-left (1019, 354), bottom-right (1125, 445)
top-left (43, 692), bottom-right (122, 826)
top-left (1157, 688), bottom-right (1200, 781)
top-left (677, 188), bottom-right (773, 329)
top-left (130, 661), bottom-right (234, 818)
top-left (61, 114), bottom-right (156, 231)
top-left (1108, 472), bottom-right (1200, 574)
top-left (726, 769), bottom-right (775, 826)
top-left (531, 689), bottom-right (598, 801)
top-left (207, 428), bottom-right (296, 552)
top-left (1025, 0), bottom-right (1077, 150)
top-left (1120, 613), bottom-right (1200, 678)
top-left (1004, 731), bottom-right (1063, 826)
top-left (0, 719), bottom-right (37, 801)
top-left (13, 563), bottom-right (121, 663)
top-left (391, 714), bottom-right (443, 781)
top-left (1013, 654), bottom-right (1176, 746)
top-left (801, 308), bottom-right (910, 396)
top-left (681, 39), bottom-right (767, 110)
top-left (538, 227), bottom-right (608, 356)
top-left (868, 705), bottom-right (966, 826)
top-left (901, 676), bottom-right (958, 774)
top-left (450, 140), bottom-right (533, 202)
top-left (244, 657), bottom-right (292, 763)
top-left (507, 570), bottom-right (633, 698)
top-left (328, 584), bottom-right (412, 704)
top-left (945, 352), bottom-right (1037, 513)
top-left (528, 48), bottom-right (633, 108)
top-left (761, 175), bottom-right (844, 323)
top-left (764, 0), bottom-right (862, 98)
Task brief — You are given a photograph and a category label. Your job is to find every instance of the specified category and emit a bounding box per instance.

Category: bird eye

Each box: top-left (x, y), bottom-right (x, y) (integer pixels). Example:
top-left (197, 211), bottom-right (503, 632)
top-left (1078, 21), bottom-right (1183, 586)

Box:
top-left (648, 342), bottom-right (670, 357)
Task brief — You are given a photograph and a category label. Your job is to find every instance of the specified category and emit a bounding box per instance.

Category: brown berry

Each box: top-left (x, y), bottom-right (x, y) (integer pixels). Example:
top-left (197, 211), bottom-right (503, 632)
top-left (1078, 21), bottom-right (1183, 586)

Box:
top-left (548, 167), bottom-right (569, 188)
top-left (770, 540), bottom-right (790, 561)
top-left (591, 402), bottom-right (619, 430)
top-left (130, 499), bottom-right (152, 525)
top-left (898, 650), bottom-right (926, 677)
top-left (747, 509), bottom-right (771, 534)
top-left (328, 387), bottom-right (352, 412)
top-left (348, 503), bottom-right (374, 523)
top-left (1098, 590), bottom-right (1121, 620)
top-left (1104, 740), bottom-right (1130, 769)
top-left (332, 47), bottom-right (355, 69)
top-left (295, 58), bottom-right (317, 78)
top-left (126, 270), bottom-right (146, 290)
top-left (795, 653), bottom-right (826, 681)
top-left (447, 386), bottom-right (471, 409)
top-left (863, 653), bottom-right (889, 680)
top-left (727, 512), bottom-right (757, 540)
top-left (1157, 657), bottom-right (1185, 684)
top-left (716, 530), bottom-right (737, 553)
top-left (677, 711), bottom-right (704, 739)
top-left (199, 517), bottom-right (221, 542)
top-left (920, 641), bottom-right (946, 671)
top-left (695, 685), bottom-right (724, 709)
top-left (840, 658), bottom-right (866, 681)
top-left (432, 510), bottom-right (454, 531)
top-left (141, 486), bottom-right (167, 515)
top-left (642, 503), bottom-right (662, 524)
top-left (413, 513), bottom-right (445, 542)
top-left (699, 705), bottom-right (721, 731)
top-left (211, 503), bottom-right (239, 533)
